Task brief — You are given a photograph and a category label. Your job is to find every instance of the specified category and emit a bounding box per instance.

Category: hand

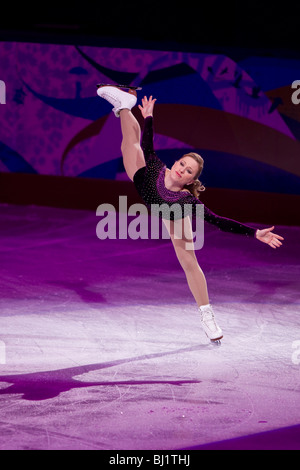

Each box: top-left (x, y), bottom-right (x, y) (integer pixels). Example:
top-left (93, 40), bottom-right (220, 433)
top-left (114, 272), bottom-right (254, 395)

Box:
top-left (138, 95), bottom-right (157, 119)
top-left (255, 226), bottom-right (284, 249)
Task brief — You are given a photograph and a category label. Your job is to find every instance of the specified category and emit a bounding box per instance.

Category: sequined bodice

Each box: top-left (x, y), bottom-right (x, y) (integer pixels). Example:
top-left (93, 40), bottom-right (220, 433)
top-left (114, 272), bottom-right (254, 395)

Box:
top-left (133, 117), bottom-right (256, 237)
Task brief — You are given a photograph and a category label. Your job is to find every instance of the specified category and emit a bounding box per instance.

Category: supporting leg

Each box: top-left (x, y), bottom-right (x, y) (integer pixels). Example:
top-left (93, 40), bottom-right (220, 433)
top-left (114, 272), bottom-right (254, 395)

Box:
top-left (164, 218), bottom-right (210, 307)
top-left (164, 218), bottom-right (223, 342)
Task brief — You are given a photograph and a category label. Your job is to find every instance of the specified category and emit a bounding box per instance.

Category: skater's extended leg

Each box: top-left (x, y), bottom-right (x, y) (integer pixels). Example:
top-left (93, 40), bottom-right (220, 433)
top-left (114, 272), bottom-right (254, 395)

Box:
top-left (97, 86), bottom-right (146, 182)
top-left (120, 109), bottom-right (146, 181)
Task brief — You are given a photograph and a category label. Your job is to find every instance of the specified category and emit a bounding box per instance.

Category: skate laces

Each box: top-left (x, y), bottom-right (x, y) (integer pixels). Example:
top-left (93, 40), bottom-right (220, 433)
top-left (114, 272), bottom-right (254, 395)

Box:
top-left (102, 89), bottom-right (121, 107)
top-left (102, 87), bottom-right (136, 104)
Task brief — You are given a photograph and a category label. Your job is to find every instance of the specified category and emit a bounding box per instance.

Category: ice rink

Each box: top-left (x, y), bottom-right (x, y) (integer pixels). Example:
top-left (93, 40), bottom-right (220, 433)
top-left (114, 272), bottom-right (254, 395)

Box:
top-left (0, 203), bottom-right (299, 450)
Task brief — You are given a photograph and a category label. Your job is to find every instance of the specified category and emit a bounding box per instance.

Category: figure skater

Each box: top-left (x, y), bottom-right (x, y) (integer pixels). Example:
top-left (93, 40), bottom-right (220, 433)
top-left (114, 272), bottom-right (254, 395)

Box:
top-left (96, 86), bottom-right (284, 344)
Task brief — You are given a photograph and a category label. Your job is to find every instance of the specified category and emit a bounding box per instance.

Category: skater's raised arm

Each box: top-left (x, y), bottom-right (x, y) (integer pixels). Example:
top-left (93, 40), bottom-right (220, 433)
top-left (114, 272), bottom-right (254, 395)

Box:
top-left (138, 95), bottom-right (157, 119)
top-left (139, 96), bottom-right (157, 160)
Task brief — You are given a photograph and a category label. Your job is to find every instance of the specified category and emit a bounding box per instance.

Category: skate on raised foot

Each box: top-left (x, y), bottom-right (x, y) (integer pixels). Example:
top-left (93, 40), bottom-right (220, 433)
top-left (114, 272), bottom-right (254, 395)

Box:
top-left (96, 84), bottom-right (141, 117)
top-left (199, 304), bottom-right (223, 345)
top-left (97, 83), bottom-right (142, 91)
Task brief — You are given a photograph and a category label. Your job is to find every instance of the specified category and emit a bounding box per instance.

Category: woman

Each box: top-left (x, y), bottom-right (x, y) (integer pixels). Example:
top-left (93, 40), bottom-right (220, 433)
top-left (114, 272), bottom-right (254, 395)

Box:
top-left (97, 86), bottom-right (284, 343)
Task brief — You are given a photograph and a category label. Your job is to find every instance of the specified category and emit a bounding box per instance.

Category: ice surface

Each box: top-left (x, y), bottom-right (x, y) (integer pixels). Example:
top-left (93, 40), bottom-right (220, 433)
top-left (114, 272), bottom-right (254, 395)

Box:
top-left (0, 204), bottom-right (299, 450)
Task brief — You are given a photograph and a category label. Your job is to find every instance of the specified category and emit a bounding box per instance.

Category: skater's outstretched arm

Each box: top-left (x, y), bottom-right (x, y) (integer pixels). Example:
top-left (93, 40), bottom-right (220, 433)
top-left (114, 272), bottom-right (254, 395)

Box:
top-left (255, 226), bottom-right (284, 249)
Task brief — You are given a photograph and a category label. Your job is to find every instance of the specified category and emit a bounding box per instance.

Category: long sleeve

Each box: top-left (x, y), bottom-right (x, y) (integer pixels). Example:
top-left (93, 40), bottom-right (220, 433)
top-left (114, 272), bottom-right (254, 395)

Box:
top-left (141, 116), bottom-right (156, 161)
top-left (203, 204), bottom-right (257, 237)
top-left (138, 116), bottom-right (257, 237)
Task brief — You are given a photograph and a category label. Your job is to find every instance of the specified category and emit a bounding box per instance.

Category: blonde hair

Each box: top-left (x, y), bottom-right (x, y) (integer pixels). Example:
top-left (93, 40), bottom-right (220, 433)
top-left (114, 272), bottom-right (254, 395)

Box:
top-left (182, 152), bottom-right (205, 199)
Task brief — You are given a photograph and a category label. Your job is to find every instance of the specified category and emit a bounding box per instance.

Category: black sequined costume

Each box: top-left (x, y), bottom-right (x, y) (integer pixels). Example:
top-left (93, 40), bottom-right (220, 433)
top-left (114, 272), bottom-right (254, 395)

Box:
top-left (133, 117), bottom-right (257, 237)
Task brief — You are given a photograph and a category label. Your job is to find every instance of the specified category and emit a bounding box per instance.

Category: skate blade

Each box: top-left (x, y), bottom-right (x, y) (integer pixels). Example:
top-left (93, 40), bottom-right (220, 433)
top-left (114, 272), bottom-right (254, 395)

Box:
top-left (97, 83), bottom-right (142, 91)
top-left (206, 333), bottom-right (223, 346)
top-left (211, 339), bottom-right (222, 346)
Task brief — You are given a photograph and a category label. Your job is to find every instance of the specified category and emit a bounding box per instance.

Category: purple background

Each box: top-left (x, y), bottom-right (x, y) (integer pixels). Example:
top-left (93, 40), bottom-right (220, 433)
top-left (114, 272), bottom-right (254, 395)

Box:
top-left (0, 41), bottom-right (300, 196)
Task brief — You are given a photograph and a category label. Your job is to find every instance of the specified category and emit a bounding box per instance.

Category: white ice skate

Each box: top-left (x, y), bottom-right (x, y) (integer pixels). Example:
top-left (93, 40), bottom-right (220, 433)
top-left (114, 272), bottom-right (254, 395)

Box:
top-left (97, 85), bottom-right (138, 117)
top-left (199, 304), bottom-right (223, 345)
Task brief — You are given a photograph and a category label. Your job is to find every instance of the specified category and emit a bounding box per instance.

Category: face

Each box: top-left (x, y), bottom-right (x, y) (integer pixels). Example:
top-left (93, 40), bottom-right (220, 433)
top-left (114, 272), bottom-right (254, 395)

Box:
top-left (171, 156), bottom-right (200, 187)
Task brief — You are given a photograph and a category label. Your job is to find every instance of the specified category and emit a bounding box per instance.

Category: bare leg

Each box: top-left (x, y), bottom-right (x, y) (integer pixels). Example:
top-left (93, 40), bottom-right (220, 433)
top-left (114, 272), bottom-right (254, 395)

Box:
top-left (120, 109), bottom-right (146, 181)
top-left (175, 242), bottom-right (210, 307)
top-left (164, 218), bottom-right (210, 307)
top-left (164, 218), bottom-right (223, 341)
top-left (119, 110), bottom-right (209, 304)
